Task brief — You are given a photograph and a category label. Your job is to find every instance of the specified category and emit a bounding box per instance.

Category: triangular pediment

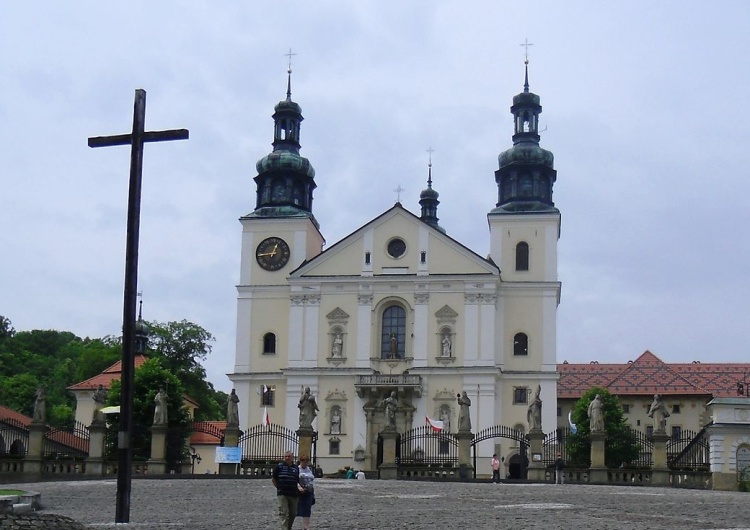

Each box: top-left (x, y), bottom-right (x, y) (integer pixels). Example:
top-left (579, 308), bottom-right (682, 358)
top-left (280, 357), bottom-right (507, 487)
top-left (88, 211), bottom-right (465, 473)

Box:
top-left (291, 204), bottom-right (498, 278)
top-left (326, 307), bottom-right (350, 321)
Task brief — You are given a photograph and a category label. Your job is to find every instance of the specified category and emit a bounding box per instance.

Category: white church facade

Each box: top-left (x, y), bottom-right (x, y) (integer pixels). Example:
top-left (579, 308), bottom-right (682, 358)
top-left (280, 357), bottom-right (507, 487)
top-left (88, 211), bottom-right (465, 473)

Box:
top-left (228, 64), bottom-right (561, 473)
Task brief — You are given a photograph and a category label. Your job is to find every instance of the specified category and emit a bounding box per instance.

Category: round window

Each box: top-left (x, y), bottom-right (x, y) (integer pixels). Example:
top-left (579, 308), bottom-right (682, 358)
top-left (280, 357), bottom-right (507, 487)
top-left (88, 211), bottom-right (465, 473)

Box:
top-left (387, 238), bottom-right (406, 259)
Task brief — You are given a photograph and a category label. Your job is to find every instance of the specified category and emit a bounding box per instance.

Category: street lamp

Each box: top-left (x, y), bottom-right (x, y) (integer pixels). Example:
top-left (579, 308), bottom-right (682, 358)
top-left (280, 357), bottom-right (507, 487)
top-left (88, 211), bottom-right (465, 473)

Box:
top-left (189, 447), bottom-right (201, 474)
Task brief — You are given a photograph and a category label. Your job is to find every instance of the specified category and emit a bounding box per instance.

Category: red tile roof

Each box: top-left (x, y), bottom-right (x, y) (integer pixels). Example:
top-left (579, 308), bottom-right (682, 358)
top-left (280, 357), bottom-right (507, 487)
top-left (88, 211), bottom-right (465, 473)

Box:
top-left (0, 405), bottom-right (89, 452)
top-left (0, 404), bottom-right (32, 427)
top-left (558, 350), bottom-right (749, 399)
top-left (190, 421), bottom-right (227, 445)
top-left (67, 354), bottom-right (148, 391)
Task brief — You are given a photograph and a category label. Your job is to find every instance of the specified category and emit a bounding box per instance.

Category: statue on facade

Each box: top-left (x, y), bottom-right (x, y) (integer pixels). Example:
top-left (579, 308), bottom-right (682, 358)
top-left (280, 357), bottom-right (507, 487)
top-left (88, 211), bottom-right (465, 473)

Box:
top-left (588, 394), bottom-right (604, 433)
top-left (153, 387), bottom-right (168, 425)
top-left (381, 391), bottom-right (399, 430)
top-left (32, 386), bottom-right (46, 423)
top-left (92, 384), bottom-right (108, 423)
top-left (388, 332), bottom-right (398, 359)
top-left (330, 407), bottom-right (341, 434)
top-left (647, 394), bottom-right (670, 433)
top-left (331, 333), bottom-right (343, 358)
top-left (441, 333), bottom-right (452, 357)
top-left (457, 391), bottom-right (472, 431)
top-left (440, 407), bottom-right (451, 434)
top-left (527, 385), bottom-right (542, 431)
top-left (227, 388), bottom-right (240, 427)
top-left (298, 387), bottom-right (319, 430)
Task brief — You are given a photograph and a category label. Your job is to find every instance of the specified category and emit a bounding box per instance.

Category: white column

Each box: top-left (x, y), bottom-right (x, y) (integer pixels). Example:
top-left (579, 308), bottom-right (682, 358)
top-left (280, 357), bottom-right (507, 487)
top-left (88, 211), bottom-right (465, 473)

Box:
top-left (234, 291), bottom-right (252, 373)
top-left (352, 394), bottom-right (368, 455)
top-left (288, 295), bottom-right (304, 365)
top-left (479, 294), bottom-right (495, 363)
top-left (413, 293), bottom-right (429, 366)
top-left (356, 293), bottom-right (372, 368)
top-left (304, 295), bottom-right (320, 368)
top-left (463, 294), bottom-right (479, 365)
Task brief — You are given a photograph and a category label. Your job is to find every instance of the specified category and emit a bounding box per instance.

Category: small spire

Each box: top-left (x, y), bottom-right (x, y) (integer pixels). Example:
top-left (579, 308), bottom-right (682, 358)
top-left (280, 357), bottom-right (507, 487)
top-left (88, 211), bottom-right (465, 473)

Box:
top-left (137, 291), bottom-right (143, 320)
top-left (284, 48), bottom-right (297, 100)
top-left (426, 146), bottom-right (434, 188)
top-left (519, 39), bottom-right (534, 93)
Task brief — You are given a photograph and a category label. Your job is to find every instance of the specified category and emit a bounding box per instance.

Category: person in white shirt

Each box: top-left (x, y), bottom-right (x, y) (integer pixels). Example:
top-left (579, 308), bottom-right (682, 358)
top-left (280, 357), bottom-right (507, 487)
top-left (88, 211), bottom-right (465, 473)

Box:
top-left (355, 470), bottom-right (365, 480)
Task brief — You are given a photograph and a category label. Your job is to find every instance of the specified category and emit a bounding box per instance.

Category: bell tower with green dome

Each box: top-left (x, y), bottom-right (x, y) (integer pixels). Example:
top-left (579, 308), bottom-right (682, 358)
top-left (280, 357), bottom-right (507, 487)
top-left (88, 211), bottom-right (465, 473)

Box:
top-left (488, 59), bottom-right (561, 377)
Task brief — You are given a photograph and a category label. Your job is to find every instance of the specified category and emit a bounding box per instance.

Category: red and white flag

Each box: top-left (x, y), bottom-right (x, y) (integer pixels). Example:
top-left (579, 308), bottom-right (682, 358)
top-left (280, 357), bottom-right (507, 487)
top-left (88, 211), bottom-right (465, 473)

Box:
top-left (425, 416), bottom-right (444, 432)
top-left (262, 406), bottom-right (271, 428)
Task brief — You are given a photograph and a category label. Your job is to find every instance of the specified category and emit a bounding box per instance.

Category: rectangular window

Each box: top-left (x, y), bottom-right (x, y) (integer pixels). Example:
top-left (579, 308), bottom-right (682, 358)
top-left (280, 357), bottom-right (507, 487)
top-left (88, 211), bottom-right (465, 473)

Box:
top-left (260, 385), bottom-right (276, 407)
top-left (513, 387), bottom-right (528, 405)
top-left (420, 251), bottom-right (426, 264)
top-left (365, 251), bottom-right (371, 265)
top-left (556, 407), bottom-right (562, 417)
top-left (671, 426), bottom-right (682, 441)
top-left (329, 440), bottom-right (340, 455)
top-left (622, 404), bottom-right (630, 414)
top-left (671, 404), bottom-right (681, 414)
top-left (646, 426), bottom-right (654, 438)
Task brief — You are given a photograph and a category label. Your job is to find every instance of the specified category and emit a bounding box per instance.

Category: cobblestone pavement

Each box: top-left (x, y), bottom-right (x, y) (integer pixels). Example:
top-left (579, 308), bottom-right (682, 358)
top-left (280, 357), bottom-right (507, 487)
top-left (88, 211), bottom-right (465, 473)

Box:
top-left (6, 477), bottom-right (750, 530)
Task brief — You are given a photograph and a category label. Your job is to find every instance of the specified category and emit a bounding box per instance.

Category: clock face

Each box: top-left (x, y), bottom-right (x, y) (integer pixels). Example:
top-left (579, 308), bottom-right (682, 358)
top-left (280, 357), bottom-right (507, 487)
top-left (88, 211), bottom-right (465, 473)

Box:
top-left (255, 237), bottom-right (290, 271)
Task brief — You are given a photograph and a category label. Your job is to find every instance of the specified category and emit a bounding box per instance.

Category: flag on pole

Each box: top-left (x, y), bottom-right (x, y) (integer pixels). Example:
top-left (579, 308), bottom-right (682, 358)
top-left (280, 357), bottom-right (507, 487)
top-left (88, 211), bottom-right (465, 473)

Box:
top-left (425, 416), bottom-right (444, 432)
top-left (568, 411), bottom-right (577, 434)
top-left (262, 406), bottom-right (271, 428)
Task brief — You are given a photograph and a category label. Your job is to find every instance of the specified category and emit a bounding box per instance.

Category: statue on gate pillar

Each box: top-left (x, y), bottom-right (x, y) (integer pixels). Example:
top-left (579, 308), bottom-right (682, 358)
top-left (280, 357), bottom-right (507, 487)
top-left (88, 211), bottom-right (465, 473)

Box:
top-left (647, 394), bottom-right (670, 433)
top-left (457, 391), bottom-right (472, 432)
top-left (298, 387), bottom-right (319, 430)
top-left (380, 391), bottom-right (399, 430)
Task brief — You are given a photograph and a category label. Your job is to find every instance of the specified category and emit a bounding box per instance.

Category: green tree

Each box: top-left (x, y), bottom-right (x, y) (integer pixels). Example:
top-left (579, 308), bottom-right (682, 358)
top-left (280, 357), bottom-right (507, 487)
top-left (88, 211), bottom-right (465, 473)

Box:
top-left (0, 316), bottom-right (15, 340)
top-left (567, 387), bottom-right (639, 468)
top-left (0, 373), bottom-right (40, 416)
top-left (108, 358), bottom-right (190, 469)
top-left (146, 320), bottom-right (224, 421)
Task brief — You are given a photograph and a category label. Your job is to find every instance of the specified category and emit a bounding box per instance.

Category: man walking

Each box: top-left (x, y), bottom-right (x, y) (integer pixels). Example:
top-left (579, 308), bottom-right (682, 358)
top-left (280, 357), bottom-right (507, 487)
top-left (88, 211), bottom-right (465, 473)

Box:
top-left (272, 450), bottom-right (302, 530)
top-left (554, 453), bottom-right (565, 484)
top-left (491, 454), bottom-right (501, 483)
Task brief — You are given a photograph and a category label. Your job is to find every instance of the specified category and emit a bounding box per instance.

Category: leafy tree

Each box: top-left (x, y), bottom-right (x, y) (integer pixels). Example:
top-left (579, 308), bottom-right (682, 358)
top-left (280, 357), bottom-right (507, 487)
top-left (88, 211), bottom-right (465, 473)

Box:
top-left (146, 320), bottom-right (224, 421)
top-left (107, 358), bottom-right (190, 469)
top-left (0, 316), bottom-right (15, 340)
top-left (0, 373), bottom-right (40, 416)
top-left (567, 387), bottom-right (639, 468)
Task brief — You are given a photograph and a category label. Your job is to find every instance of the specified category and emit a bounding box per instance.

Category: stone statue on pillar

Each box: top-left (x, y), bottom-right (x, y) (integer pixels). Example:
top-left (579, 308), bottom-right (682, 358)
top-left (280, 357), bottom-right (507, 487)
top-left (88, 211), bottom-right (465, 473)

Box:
top-left (457, 391), bottom-right (472, 431)
top-left (527, 385), bottom-right (542, 432)
top-left (380, 391), bottom-right (399, 430)
top-left (32, 386), bottom-right (46, 423)
top-left (227, 388), bottom-right (240, 427)
top-left (298, 387), bottom-right (319, 430)
top-left (153, 387), bottom-right (168, 425)
top-left (647, 394), bottom-right (670, 433)
top-left (588, 394), bottom-right (605, 433)
top-left (92, 384), bottom-right (108, 424)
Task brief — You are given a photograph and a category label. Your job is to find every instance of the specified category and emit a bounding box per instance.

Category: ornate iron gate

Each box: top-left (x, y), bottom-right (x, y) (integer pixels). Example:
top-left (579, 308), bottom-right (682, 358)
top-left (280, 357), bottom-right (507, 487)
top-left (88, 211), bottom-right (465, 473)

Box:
top-left (471, 425), bottom-right (528, 479)
top-left (238, 424), bottom-right (317, 474)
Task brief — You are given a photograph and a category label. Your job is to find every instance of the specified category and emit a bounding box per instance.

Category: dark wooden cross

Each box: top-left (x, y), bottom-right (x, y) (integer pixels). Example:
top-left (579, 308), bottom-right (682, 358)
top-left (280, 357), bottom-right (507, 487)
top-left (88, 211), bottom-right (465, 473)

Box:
top-left (88, 89), bottom-right (188, 524)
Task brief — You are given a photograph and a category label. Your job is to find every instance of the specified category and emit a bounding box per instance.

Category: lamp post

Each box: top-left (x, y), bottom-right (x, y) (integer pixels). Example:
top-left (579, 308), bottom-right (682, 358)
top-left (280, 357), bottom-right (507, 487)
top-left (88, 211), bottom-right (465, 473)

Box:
top-left (189, 447), bottom-right (201, 474)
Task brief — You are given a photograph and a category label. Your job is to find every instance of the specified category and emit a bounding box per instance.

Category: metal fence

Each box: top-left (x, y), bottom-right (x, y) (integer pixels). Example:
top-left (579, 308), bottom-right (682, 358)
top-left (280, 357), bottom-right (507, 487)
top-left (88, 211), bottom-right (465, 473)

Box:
top-left (238, 423), bottom-right (305, 468)
top-left (43, 420), bottom-right (90, 459)
top-left (398, 425), bottom-right (458, 467)
top-left (542, 428), bottom-right (585, 466)
top-left (0, 417), bottom-right (28, 456)
top-left (668, 428), bottom-right (709, 470)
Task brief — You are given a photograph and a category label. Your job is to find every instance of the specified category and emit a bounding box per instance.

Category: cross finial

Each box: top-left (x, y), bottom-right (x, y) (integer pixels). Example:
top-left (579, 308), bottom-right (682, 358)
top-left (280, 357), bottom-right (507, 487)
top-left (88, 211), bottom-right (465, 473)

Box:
top-left (284, 48), bottom-right (297, 72)
top-left (520, 38), bottom-right (534, 63)
top-left (394, 185), bottom-right (405, 203)
top-left (426, 146), bottom-right (434, 167)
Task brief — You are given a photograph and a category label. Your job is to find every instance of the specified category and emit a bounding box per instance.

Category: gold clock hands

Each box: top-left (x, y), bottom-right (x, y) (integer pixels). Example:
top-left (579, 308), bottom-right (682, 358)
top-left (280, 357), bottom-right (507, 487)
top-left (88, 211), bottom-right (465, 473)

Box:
top-left (258, 243), bottom-right (279, 258)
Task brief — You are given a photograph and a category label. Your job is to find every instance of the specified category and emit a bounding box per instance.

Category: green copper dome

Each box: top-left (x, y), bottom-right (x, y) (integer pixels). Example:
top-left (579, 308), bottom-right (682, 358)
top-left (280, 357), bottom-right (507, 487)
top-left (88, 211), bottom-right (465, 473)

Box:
top-left (256, 150), bottom-right (315, 178)
top-left (498, 144), bottom-right (554, 169)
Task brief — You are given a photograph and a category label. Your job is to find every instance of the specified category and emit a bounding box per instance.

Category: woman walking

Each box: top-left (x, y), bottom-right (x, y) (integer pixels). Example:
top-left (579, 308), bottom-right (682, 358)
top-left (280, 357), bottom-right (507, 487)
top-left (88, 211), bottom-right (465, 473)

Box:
top-left (297, 455), bottom-right (315, 530)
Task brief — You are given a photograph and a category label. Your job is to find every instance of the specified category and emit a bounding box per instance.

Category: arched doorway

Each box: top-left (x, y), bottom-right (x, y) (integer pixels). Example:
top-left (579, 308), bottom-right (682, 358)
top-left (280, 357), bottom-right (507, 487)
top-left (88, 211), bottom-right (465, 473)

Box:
top-left (507, 453), bottom-right (528, 480)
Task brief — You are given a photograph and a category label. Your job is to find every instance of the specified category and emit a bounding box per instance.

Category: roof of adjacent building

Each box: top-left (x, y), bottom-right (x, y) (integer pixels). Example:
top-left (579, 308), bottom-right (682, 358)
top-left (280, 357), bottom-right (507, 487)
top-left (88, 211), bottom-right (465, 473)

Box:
top-left (189, 421), bottom-right (227, 445)
top-left (67, 355), bottom-right (148, 391)
top-left (558, 350), bottom-right (749, 399)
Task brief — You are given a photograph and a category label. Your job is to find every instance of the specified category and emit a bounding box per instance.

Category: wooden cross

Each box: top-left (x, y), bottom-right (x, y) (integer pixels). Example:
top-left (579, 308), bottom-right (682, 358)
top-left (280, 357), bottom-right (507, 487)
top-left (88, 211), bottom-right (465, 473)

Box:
top-left (520, 38), bottom-right (534, 62)
top-left (88, 89), bottom-right (187, 524)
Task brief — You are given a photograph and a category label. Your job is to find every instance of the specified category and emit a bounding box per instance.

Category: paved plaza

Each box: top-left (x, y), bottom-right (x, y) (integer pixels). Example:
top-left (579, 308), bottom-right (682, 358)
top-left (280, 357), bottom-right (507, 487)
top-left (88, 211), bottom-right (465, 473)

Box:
top-left (6, 477), bottom-right (750, 530)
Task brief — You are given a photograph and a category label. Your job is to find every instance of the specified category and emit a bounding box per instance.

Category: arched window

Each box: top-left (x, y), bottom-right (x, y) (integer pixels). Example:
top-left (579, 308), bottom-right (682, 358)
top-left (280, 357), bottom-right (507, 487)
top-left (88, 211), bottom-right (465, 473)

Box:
top-left (263, 333), bottom-right (276, 355)
top-left (515, 242), bottom-right (529, 271)
top-left (513, 333), bottom-right (528, 356)
top-left (381, 305), bottom-right (406, 359)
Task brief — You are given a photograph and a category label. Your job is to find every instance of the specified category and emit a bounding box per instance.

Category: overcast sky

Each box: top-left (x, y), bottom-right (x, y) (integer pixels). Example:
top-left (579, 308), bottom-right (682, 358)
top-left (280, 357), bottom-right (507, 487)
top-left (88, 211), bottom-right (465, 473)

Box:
top-left (2, 2), bottom-right (749, 392)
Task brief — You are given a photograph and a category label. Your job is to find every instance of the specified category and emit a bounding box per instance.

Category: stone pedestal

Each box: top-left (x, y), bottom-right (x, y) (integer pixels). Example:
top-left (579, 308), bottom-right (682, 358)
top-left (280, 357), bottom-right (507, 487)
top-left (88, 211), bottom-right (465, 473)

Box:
top-left (589, 431), bottom-right (608, 483)
top-left (25, 422), bottom-right (46, 475)
top-left (218, 425), bottom-right (242, 475)
top-left (650, 432), bottom-right (670, 485)
top-left (297, 427), bottom-right (315, 462)
top-left (147, 424), bottom-right (168, 474)
top-left (456, 430), bottom-right (474, 481)
top-left (526, 429), bottom-right (546, 481)
top-left (378, 429), bottom-right (399, 480)
top-left (86, 421), bottom-right (107, 475)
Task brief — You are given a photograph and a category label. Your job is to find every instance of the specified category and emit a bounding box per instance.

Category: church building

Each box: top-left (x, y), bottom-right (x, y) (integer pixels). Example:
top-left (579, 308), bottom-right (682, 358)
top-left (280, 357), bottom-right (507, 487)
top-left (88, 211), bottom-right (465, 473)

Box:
top-left (228, 63), bottom-right (562, 472)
